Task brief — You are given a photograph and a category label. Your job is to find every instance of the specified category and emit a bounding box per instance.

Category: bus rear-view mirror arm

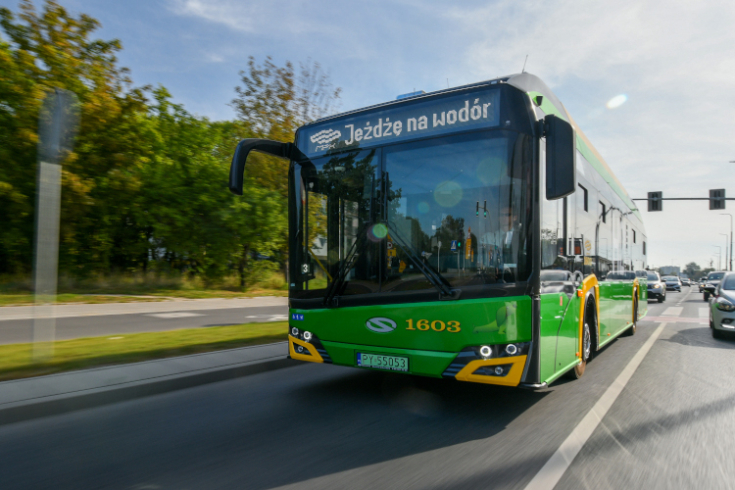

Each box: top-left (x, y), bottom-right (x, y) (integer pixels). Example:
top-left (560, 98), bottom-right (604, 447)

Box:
top-left (544, 114), bottom-right (576, 200)
top-left (229, 138), bottom-right (302, 195)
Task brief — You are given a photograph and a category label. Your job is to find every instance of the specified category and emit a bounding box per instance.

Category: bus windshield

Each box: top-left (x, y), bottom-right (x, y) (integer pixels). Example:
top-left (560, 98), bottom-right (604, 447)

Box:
top-left (290, 130), bottom-right (532, 302)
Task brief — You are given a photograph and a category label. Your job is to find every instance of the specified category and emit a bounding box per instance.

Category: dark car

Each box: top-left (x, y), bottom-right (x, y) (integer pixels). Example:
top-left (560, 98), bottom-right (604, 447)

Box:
top-left (662, 276), bottom-right (682, 292)
top-left (703, 271), bottom-right (727, 301)
top-left (647, 271), bottom-right (666, 302)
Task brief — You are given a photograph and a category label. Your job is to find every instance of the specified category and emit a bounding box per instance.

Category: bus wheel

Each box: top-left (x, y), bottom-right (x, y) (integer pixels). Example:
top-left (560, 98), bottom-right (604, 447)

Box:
top-left (568, 319), bottom-right (592, 379)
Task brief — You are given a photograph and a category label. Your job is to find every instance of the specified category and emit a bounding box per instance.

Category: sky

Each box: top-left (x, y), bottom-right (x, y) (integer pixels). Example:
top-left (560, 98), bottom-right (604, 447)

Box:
top-left (3, 0), bottom-right (735, 272)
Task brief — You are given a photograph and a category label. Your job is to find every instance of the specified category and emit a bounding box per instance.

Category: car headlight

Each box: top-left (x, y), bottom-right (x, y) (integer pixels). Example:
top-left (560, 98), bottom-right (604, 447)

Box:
top-left (715, 297), bottom-right (735, 311)
top-left (652, 284), bottom-right (661, 289)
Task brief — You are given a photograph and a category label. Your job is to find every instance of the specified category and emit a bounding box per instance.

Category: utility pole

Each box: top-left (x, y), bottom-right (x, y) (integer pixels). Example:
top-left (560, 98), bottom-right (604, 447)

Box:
top-left (722, 213), bottom-right (733, 271)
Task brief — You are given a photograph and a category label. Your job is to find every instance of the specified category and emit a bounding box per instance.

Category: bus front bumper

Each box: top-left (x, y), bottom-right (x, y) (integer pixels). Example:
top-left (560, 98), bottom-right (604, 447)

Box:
top-left (288, 335), bottom-right (529, 387)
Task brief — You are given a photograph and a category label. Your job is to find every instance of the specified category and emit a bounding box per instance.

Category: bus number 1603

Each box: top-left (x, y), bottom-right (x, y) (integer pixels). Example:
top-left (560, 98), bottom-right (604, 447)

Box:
top-left (405, 319), bottom-right (461, 333)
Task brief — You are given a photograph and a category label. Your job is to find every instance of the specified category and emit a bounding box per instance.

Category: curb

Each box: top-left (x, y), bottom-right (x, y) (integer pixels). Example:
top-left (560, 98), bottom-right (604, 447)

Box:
top-left (0, 356), bottom-right (299, 427)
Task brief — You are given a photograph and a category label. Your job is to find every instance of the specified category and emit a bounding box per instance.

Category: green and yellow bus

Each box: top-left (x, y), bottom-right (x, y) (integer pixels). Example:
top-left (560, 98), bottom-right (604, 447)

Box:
top-left (229, 73), bottom-right (647, 388)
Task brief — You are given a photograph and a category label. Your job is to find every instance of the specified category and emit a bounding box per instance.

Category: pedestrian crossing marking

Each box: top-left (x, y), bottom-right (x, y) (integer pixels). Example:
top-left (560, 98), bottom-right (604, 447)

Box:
top-left (662, 307), bottom-right (682, 317)
top-left (699, 307), bottom-right (709, 318)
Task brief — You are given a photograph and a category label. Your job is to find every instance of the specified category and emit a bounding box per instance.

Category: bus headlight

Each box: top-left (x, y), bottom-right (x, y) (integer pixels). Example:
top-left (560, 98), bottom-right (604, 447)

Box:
top-left (505, 344), bottom-right (518, 356)
top-left (303, 331), bottom-right (313, 342)
top-left (716, 297), bottom-right (735, 311)
top-left (479, 345), bottom-right (492, 358)
top-left (291, 327), bottom-right (300, 336)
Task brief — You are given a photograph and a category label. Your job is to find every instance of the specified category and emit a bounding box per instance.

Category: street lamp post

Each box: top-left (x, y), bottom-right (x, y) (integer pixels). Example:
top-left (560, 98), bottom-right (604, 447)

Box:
top-left (721, 213), bottom-right (733, 271)
top-left (720, 233), bottom-right (729, 271)
top-left (713, 246), bottom-right (722, 270)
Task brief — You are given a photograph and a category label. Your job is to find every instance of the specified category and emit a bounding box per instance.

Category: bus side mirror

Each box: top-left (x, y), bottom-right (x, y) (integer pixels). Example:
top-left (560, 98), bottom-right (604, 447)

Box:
top-left (545, 115), bottom-right (576, 200)
top-left (229, 138), bottom-right (297, 195)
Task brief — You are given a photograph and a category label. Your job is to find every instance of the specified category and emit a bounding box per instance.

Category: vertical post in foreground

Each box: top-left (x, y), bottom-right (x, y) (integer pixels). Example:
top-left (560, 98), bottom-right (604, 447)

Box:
top-left (32, 88), bottom-right (79, 362)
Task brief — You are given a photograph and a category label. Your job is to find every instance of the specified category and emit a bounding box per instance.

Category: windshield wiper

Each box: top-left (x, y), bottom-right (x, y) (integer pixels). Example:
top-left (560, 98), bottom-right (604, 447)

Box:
top-left (322, 227), bottom-right (369, 307)
top-left (385, 223), bottom-right (459, 300)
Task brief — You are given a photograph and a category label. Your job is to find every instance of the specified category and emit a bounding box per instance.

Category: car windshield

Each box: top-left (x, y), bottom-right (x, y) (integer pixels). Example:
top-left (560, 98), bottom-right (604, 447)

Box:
top-left (707, 272), bottom-right (725, 281)
top-left (290, 130), bottom-right (533, 301)
top-left (646, 272), bottom-right (659, 281)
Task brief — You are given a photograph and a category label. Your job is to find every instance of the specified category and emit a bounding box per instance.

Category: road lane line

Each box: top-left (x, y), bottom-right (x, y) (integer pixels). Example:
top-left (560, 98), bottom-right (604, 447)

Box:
top-left (699, 307), bottom-right (709, 318)
top-left (662, 307), bottom-right (682, 316)
top-left (147, 312), bottom-right (204, 319)
top-left (523, 322), bottom-right (667, 490)
top-left (675, 287), bottom-right (691, 307)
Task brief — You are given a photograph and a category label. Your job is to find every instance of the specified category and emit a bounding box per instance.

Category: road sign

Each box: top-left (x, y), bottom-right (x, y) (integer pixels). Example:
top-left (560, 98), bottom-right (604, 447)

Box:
top-left (450, 240), bottom-right (458, 251)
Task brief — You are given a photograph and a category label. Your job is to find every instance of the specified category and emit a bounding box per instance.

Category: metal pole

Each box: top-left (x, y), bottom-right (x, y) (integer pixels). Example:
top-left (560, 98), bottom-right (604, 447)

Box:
top-left (722, 214), bottom-right (733, 271)
top-left (721, 233), bottom-right (729, 271)
top-left (713, 246), bottom-right (721, 270)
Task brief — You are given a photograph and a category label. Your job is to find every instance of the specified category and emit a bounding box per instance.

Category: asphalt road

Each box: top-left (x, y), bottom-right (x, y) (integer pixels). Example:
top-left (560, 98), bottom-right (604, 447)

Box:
top-left (1, 286), bottom-right (733, 489)
top-left (0, 305), bottom-right (287, 344)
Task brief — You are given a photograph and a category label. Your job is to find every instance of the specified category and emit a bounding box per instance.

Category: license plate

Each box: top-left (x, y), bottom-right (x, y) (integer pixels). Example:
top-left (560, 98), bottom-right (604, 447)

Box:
top-left (356, 353), bottom-right (409, 372)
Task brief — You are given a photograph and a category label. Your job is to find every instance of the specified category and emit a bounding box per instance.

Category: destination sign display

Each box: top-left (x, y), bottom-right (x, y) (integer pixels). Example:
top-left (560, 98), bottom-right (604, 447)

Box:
top-left (299, 88), bottom-right (500, 158)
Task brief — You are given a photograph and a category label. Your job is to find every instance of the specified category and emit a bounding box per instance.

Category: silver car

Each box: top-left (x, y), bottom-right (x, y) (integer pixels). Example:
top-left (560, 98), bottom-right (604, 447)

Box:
top-left (710, 273), bottom-right (735, 339)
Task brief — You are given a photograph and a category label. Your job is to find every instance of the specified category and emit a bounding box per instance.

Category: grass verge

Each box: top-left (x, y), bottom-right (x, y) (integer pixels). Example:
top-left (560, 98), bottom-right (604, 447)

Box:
top-left (0, 321), bottom-right (288, 382)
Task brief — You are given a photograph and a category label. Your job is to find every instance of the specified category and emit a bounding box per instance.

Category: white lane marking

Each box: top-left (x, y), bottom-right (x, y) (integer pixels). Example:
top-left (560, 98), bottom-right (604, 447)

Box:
top-left (662, 307), bottom-right (682, 317)
top-left (147, 312), bottom-right (204, 319)
top-left (699, 307), bottom-right (709, 318)
top-left (267, 315), bottom-right (288, 321)
top-left (523, 322), bottom-right (667, 490)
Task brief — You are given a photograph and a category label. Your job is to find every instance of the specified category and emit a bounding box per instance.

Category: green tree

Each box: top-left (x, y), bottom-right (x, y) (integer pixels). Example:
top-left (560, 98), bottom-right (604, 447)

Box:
top-left (684, 261), bottom-right (701, 279)
top-left (0, 0), bottom-right (150, 275)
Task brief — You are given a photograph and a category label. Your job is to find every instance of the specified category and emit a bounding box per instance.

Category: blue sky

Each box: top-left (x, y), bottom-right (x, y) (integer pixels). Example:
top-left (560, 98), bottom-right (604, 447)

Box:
top-left (3, 0), bottom-right (735, 271)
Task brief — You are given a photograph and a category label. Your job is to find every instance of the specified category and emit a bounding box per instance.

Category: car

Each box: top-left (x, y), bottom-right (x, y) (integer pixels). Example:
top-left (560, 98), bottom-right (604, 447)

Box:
top-left (703, 271), bottom-right (727, 301)
top-left (681, 278), bottom-right (691, 287)
top-left (710, 272), bottom-right (735, 339)
top-left (646, 271), bottom-right (666, 302)
top-left (699, 279), bottom-right (706, 292)
top-left (661, 275), bottom-right (682, 292)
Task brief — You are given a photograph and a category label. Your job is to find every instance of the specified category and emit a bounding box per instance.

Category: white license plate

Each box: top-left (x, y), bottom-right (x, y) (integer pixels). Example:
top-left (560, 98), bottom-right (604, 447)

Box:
top-left (356, 353), bottom-right (409, 372)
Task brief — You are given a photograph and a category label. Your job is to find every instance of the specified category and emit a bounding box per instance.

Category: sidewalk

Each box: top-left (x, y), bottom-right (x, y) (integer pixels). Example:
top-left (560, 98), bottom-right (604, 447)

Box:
top-left (0, 296), bottom-right (289, 321)
top-left (0, 342), bottom-right (295, 426)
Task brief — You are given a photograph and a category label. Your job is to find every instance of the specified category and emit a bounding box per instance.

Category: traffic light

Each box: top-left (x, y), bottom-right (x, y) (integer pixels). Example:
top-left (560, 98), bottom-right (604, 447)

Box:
top-left (648, 192), bottom-right (662, 212)
top-left (710, 189), bottom-right (726, 210)
top-left (476, 201), bottom-right (479, 217)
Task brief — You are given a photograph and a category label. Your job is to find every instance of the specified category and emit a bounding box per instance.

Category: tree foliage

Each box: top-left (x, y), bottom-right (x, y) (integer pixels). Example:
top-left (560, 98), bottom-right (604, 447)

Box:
top-left (0, 1), bottom-right (339, 287)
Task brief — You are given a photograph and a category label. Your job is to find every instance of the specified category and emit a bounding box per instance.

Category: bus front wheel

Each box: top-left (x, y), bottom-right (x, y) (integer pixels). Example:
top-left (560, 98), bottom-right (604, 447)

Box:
top-left (568, 317), bottom-right (593, 379)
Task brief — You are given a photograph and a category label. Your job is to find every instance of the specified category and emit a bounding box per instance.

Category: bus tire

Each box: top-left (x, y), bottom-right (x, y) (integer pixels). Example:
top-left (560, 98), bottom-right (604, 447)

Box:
top-left (568, 298), bottom-right (596, 379)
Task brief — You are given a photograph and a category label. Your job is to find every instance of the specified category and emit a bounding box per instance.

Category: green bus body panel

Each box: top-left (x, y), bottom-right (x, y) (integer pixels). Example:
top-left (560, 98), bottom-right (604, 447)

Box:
top-left (290, 296), bottom-right (533, 375)
top-left (539, 293), bottom-right (581, 382)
